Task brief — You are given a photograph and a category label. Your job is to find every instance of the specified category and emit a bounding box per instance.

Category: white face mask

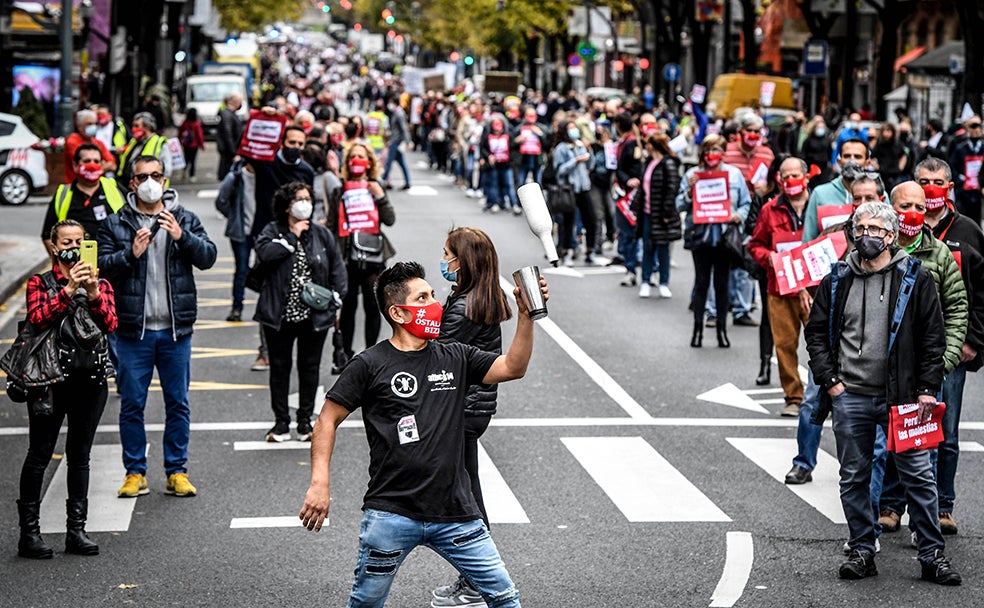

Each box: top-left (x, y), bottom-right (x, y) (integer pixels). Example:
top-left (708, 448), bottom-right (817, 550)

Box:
top-left (137, 179), bottom-right (163, 203)
top-left (290, 199), bottom-right (313, 220)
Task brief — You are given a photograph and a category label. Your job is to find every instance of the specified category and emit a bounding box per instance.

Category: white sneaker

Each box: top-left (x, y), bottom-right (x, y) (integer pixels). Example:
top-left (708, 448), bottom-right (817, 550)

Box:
top-left (563, 252), bottom-right (575, 267)
top-left (619, 271), bottom-right (637, 286)
top-left (658, 285), bottom-right (673, 299)
top-left (842, 538), bottom-right (880, 554)
top-left (638, 283), bottom-right (651, 298)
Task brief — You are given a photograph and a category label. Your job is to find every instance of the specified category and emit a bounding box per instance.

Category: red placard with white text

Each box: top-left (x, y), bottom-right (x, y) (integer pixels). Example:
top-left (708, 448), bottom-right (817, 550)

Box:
top-left (770, 231), bottom-right (849, 295)
top-left (237, 110), bottom-right (290, 161)
top-left (692, 171), bottom-right (731, 224)
top-left (338, 181), bottom-right (380, 237)
top-left (817, 204), bottom-right (854, 232)
top-left (888, 402), bottom-right (945, 453)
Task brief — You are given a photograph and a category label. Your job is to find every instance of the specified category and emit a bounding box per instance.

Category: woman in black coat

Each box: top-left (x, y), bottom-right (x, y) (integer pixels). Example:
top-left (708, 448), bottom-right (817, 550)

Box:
top-left (431, 226), bottom-right (512, 603)
top-left (631, 133), bottom-right (682, 298)
top-left (253, 181), bottom-right (347, 443)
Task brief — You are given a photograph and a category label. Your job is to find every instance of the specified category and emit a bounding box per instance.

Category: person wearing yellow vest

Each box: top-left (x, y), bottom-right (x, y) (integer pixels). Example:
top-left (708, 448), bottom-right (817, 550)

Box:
top-left (42, 143), bottom-right (126, 253)
top-left (365, 99), bottom-right (389, 159)
top-left (118, 112), bottom-right (172, 186)
top-left (94, 105), bottom-right (129, 156)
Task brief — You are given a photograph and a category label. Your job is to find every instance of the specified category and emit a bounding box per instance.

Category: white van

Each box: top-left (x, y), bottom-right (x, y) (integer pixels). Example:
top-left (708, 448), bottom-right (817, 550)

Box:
top-left (185, 74), bottom-right (248, 136)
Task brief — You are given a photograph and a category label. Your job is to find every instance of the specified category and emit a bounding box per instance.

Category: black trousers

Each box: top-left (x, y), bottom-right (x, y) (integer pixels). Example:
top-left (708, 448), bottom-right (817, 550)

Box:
top-left (559, 190), bottom-right (598, 252)
top-left (463, 414), bottom-right (493, 529)
top-left (691, 246), bottom-right (732, 326)
top-left (19, 377), bottom-right (108, 503)
top-left (340, 264), bottom-right (382, 355)
top-left (758, 275), bottom-right (774, 358)
top-left (184, 147), bottom-right (199, 178)
top-left (263, 318), bottom-right (328, 426)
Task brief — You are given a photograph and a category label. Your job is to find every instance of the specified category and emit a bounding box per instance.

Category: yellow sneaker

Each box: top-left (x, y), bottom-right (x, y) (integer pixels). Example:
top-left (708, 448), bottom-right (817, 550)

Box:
top-left (165, 473), bottom-right (197, 497)
top-left (118, 474), bottom-right (149, 498)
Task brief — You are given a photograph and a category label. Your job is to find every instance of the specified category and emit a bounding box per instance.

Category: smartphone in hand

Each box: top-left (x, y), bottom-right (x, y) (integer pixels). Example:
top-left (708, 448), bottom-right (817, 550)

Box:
top-left (80, 240), bottom-right (98, 270)
top-left (148, 213), bottom-right (163, 240)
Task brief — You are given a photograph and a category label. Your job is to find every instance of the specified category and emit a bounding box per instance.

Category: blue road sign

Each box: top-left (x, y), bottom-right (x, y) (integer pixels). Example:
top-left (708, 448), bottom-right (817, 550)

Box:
top-left (663, 63), bottom-right (681, 83)
top-left (802, 41), bottom-right (828, 77)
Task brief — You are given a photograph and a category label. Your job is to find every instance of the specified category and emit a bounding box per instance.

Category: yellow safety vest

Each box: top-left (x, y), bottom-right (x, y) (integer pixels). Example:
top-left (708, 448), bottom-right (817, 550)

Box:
top-left (112, 119), bottom-right (128, 151)
top-left (120, 133), bottom-right (166, 172)
top-left (365, 111), bottom-right (387, 150)
top-left (54, 177), bottom-right (126, 222)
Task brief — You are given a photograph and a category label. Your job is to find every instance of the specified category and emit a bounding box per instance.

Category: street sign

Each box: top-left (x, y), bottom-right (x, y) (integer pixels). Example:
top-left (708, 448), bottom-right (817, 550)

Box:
top-left (950, 54), bottom-right (965, 75)
top-left (663, 63), bottom-right (681, 83)
top-left (760, 81), bottom-right (776, 107)
top-left (802, 40), bottom-right (827, 77)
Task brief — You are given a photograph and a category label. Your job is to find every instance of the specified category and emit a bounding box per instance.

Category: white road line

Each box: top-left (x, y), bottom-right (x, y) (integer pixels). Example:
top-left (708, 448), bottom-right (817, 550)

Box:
top-left (727, 438), bottom-right (845, 524)
top-left (477, 441), bottom-right (530, 524)
top-left (755, 398), bottom-right (787, 405)
top-left (562, 437), bottom-right (731, 522)
top-left (959, 441), bottom-right (984, 452)
top-left (499, 275), bottom-right (651, 420)
top-left (229, 516), bottom-right (311, 529)
top-left (235, 441), bottom-right (309, 450)
top-left (741, 388), bottom-right (784, 395)
top-left (709, 531), bottom-right (754, 608)
top-left (196, 189), bottom-right (220, 199)
top-left (40, 445), bottom-right (134, 533)
top-left (406, 185), bottom-right (438, 195)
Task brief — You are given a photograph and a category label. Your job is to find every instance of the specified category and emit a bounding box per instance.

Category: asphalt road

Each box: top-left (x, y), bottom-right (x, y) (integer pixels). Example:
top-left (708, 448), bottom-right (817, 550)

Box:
top-left (1, 151), bottom-right (983, 607)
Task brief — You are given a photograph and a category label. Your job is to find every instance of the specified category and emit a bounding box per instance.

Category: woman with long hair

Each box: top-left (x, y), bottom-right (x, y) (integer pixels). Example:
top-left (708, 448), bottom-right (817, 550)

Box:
top-left (254, 182), bottom-right (348, 442)
top-left (430, 226), bottom-right (513, 604)
top-left (17, 219), bottom-right (117, 558)
top-left (550, 119), bottom-right (598, 265)
top-left (326, 142), bottom-right (396, 365)
top-left (631, 133), bottom-right (682, 298)
top-left (676, 135), bottom-right (752, 348)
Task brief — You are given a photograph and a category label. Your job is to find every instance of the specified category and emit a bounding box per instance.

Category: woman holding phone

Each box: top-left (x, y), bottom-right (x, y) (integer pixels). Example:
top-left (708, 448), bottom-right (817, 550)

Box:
top-left (17, 219), bottom-right (117, 559)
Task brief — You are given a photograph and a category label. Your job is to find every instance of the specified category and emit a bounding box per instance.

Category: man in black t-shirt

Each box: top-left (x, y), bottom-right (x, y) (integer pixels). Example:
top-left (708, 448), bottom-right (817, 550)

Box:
top-left (300, 261), bottom-right (547, 608)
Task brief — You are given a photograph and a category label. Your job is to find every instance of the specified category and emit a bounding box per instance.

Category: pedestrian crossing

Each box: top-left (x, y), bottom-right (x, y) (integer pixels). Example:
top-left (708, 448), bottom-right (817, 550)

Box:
top-left (36, 434), bottom-right (984, 533)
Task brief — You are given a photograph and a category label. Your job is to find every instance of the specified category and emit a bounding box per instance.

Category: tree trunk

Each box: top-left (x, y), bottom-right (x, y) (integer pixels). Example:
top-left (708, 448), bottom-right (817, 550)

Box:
top-left (692, 21), bottom-right (713, 87)
top-left (840, 0), bottom-right (857, 109)
top-left (740, 0), bottom-right (758, 73)
top-left (864, 1), bottom-right (918, 123)
top-left (957, 0), bottom-right (984, 113)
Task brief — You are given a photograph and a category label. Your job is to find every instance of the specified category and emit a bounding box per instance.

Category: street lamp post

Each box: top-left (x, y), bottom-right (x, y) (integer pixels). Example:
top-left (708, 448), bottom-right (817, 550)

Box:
top-left (57, 0), bottom-right (75, 137)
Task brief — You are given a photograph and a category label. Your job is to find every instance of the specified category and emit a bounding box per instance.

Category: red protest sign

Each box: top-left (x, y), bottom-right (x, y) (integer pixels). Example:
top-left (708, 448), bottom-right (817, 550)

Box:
top-left (817, 204), bottom-right (854, 232)
top-left (692, 170), bottom-right (731, 224)
top-left (889, 402), bottom-right (945, 453)
top-left (237, 110), bottom-right (290, 161)
top-left (770, 231), bottom-right (849, 295)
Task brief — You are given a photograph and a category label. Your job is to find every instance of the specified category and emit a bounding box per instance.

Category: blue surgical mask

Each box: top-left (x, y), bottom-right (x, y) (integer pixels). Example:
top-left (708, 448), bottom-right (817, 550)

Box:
top-left (84, 124), bottom-right (98, 137)
top-left (440, 258), bottom-right (457, 282)
top-left (567, 128), bottom-right (581, 141)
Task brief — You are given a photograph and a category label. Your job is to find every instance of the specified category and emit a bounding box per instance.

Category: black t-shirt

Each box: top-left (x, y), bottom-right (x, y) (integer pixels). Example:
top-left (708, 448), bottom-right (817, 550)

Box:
top-left (41, 181), bottom-right (123, 241)
top-left (326, 339), bottom-right (498, 522)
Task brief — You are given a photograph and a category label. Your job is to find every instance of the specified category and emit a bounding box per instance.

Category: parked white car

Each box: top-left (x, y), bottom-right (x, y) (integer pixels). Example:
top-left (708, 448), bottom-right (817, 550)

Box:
top-left (0, 112), bottom-right (48, 205)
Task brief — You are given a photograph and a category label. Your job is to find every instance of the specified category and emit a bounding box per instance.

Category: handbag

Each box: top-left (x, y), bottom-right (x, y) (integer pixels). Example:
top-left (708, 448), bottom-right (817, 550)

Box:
top-left (348, 231), bottom-right (386, 267)
top-left (546, 184), bottom-right (576, 213)
top-left (719, 223), bottom-right (746, 266)
top-left (245, 262), bottom-right (268, 292)
top-left (300, 282), bottom-right (339, 313)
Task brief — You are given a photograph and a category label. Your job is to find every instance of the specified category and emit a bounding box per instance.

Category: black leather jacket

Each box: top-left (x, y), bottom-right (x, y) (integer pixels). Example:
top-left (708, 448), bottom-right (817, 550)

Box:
top-left (438, 293), bottom-right (501, 416)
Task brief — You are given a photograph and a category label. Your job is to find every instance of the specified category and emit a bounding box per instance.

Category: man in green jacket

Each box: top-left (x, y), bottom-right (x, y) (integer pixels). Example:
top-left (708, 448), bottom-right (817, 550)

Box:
top-left (802, 139), bottom-right (870, 242)
top-left (874, 180), bottom-right (967, 538)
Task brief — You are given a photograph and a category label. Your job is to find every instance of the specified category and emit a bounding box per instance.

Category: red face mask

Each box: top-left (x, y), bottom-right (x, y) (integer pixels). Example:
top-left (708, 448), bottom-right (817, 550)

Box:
top-left (330, 133), bottom-right (345, 147)
top-left (301, 121), bottom-right (313, 133)
top-left (131, 128), bottom-right (145, 140)
top-left (922, 184), bottom-right (949, 212)
top-left (898, 210), bottom-right (925, 238)
top-left (704, 152), bottom-right (723, 167)
top-left (348, 157), bottom-right (370, 177)
top-left (525, 115), bottom-right (537, 124)
top-left (741, 132), bottom-right (761, 148)
top-left (397, 302), bottom-right (443, 340)
top-left (97, 115), bottom-right (111, 127)
top-left (78, 161), bottom-right (103, 182)
top-left (640, 123), bottom-right (659, 137)
top-left (781, 176), bottom-right (808, 198)
top-left (491, 121), bottom-right (504, 133)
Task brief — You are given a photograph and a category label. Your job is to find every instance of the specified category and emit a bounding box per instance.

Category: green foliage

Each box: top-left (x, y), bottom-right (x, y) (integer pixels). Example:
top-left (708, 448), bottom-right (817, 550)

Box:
top-left (213, 0), bottom-right (306, 33)
top-left (12, 87), bottom-right (49, 139)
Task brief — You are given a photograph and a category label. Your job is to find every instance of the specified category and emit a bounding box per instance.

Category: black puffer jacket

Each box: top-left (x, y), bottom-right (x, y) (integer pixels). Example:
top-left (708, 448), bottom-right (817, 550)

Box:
top-left (631, 156), bottom-right (682, 244)
top-left (438, 293), bottom-right (501, 416)
top-left (252, 221), bottom-right (348, 332)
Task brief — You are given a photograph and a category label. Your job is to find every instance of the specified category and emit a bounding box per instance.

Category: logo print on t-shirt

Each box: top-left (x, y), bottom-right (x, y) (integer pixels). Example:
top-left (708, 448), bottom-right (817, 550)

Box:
top-left (390, 372), bottom-right (418, 398)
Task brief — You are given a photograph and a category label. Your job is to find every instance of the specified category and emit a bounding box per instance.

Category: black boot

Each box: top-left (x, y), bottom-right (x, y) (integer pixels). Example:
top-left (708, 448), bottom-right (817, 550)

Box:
top-left (17, 499), bottom-right (53, 559)
top-left (756, 355), bottom-right (771, 385)
top-left (65, 498), bottom-right (98, 556)
top-left (690, 322), bottom-right (703, 348)
top-left (717, 326), bottom-right (731, 348)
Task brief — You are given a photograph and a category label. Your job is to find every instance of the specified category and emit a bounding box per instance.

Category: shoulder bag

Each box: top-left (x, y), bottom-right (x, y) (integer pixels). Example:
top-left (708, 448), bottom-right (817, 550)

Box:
top-left (340, 197), bottom-right (386, 268)
top-left (300, 282), bottom-right (340, 313)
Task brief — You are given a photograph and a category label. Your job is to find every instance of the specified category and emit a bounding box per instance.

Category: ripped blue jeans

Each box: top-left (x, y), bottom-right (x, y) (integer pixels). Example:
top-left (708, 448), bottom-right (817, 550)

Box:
top-left (348, 509), bottom-right (520, 608)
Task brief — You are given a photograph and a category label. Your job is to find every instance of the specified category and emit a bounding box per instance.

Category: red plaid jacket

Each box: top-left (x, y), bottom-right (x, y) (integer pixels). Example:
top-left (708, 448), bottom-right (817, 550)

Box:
top-left (26, 265), bottom-right (118, 333)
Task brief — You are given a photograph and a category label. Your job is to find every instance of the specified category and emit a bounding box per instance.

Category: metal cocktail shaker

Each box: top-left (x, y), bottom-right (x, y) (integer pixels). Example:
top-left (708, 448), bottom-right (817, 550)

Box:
top-left (512, 265), bottom-right (548, 321)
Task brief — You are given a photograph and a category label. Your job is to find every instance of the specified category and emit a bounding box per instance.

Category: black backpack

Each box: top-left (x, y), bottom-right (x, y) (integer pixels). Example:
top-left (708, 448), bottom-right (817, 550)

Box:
top-left (540, 152), bottom-right (558, 187)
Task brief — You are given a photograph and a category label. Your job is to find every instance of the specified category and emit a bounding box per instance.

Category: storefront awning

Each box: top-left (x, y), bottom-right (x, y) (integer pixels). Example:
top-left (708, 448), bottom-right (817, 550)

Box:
top-left (895, 47), bottom-right (925, 73)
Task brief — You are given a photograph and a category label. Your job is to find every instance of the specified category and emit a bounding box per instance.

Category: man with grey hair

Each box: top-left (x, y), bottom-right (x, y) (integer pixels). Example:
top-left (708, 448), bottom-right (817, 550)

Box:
top-left (119, 112), bottom-right (172, 185)
top-left (64, 108), bottom-right (117, 182)
top-left (805, 201), bottom-right (961, 585)
top-left (217, 92), bottom-right (245, 180)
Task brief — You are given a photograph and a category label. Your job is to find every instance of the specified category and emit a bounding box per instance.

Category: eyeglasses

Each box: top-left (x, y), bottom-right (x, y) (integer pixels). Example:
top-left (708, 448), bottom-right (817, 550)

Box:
top-left (969, 123), bottom-right (982, 129)
top-left (133, 172), bottom-right (163, 183)
top-left (853, 225), bottom-right (890, 238)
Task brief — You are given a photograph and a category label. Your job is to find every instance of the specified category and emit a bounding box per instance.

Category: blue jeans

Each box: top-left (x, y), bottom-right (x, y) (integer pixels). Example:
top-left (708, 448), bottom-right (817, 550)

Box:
top-left (831, 391), bottom-right (944, 563)
top-left (486, 164), bottom-right (517, 209)
top-left (117, 331), bottom-right (193, 476)
top-left (517, 154), bottom-right (540, 185)
top-left (347, 509), bottom-right (520, 608)
top-left (230, 236), bottom-right (254, 312)
top-left (382, 141), bottom-right (410, 186)
top-left (616, 210), bottom-right (640, 272)
top-left (792, 371), bottom-right (823, 471)
top-left (730, 268), bottom-right (754, 318)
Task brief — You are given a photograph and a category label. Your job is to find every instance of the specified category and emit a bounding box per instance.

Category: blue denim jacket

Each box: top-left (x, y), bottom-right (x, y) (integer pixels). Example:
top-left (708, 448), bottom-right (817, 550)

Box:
top-left (675, 162), bottom-right (751, 249)
top-left (551, 141), bottom-right (593, 193)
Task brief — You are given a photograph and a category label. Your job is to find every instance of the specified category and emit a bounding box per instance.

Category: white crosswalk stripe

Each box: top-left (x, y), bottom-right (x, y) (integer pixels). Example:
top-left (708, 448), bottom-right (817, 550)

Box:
top-left (40, 445), bottom-right (135, 533)
top-left (562, 436), bottom-right (732, 522)
top-left (477, 441), bottom-right (529, 524)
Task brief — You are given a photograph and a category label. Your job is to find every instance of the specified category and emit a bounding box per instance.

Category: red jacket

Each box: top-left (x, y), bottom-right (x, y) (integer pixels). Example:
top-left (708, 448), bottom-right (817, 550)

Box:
top-left (178, 120), bottom-right (206, 150)
top-left (748, 194), bottom-right (807, 297)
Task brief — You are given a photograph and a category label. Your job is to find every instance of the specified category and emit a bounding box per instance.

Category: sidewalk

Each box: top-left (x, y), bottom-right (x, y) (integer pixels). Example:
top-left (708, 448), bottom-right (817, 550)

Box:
top-left (0, 235), bottom-right (50, 308)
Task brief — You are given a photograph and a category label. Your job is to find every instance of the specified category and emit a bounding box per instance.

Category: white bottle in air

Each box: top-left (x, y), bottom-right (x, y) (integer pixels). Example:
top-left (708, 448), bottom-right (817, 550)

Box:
top-left (516, 183), bottom-right (559, 267)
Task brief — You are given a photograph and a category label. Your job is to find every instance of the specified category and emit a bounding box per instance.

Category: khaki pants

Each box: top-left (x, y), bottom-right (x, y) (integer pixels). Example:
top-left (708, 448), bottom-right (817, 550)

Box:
top-left (767, 294), bottom-right (809, 404)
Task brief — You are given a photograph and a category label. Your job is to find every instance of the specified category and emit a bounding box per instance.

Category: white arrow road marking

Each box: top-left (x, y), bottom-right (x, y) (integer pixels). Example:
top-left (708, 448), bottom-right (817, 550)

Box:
top-left (697, 383), bottom-right (770, 414)
top-left (40, 445), bottom-right (135, 533)
top-left (477, 441), bottom-right (530, 524)
top-left (230, 516), bottom-right (314, 529)
top-left (709, 531), bottom-right (754, 608)
top-left (727, 437), bottom-right (845, 524)
top-left (562, 437), bottom-right (731, 522)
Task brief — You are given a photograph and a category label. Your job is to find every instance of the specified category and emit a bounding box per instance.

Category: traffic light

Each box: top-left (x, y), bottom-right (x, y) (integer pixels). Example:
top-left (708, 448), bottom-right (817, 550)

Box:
top-left (638, 58), bottom-right (650, 70)
top-left (382, 8), bottom-right (395, 24)
top-left (449, 51), bottom-right (461, 62)
top-left (463, 55), bottom-right (475, 66)
top-left (613, 60), bottom-right (625, 72)
top-left (576, 41), bottom-right (597, 61)
top-left (322, 3), bottom-right (330, 12)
